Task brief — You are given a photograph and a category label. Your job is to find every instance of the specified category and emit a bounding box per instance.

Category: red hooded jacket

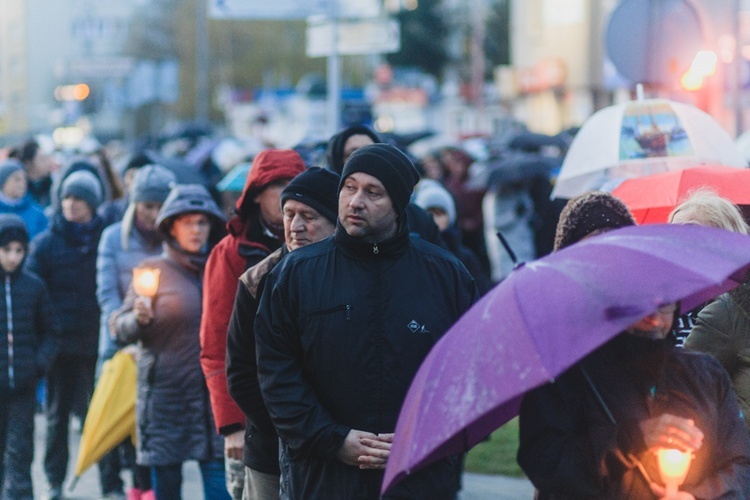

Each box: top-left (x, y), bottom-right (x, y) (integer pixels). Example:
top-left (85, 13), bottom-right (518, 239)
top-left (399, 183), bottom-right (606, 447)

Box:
top-left (200, 149), bottom-right (305, 434)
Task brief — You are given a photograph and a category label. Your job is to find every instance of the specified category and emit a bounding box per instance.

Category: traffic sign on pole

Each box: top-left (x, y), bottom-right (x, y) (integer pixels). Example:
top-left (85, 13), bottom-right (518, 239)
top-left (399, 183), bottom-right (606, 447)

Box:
top-left (306, 18), bottom-right (400, 57)
top-left (209, 0), bottom-right (330, 20)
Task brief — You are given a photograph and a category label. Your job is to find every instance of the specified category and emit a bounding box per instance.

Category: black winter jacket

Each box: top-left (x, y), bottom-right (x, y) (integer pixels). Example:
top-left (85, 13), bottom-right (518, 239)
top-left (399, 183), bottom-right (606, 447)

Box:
top-left (0, 267), bottom-right (60, 392)
top-left (256, 223), bottom-right (478, 499)
top-left (518, 334), bottom-right (750, 499)
top-left (27, 213), bottom-right (103, 357)
top-left (226, 245), bottom-right (287, 473)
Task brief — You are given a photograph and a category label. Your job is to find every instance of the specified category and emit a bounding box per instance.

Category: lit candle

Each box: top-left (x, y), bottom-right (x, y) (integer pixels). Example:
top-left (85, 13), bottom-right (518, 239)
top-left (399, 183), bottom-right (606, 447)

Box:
top-left (657, 448), bottom-right (693, 497)
top-left (132, 267), bottom-right (161, 307)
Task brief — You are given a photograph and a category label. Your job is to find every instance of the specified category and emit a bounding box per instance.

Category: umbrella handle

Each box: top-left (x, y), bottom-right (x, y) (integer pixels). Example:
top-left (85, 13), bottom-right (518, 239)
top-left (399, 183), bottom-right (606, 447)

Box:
top-left (579, 365), bottom-right (617, 425)
top-left (495, 231), bottom-right (519, 267)
top-left (68, 476), bottom-right (79, 492)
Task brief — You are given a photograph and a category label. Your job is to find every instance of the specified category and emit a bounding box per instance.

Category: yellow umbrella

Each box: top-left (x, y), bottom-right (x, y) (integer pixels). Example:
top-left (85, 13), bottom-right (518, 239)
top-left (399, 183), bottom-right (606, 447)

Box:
top-left (70, 350), bottom-right (137, 489)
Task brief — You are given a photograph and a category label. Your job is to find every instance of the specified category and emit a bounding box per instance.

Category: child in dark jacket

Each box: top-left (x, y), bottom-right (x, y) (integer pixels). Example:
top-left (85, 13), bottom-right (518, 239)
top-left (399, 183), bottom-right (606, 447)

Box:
top-left (0, 213), bottom-right (60, 499)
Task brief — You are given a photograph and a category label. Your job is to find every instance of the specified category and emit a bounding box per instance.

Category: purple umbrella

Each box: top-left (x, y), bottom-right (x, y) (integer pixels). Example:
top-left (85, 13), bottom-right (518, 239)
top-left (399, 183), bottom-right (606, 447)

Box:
top-left (382, 223), bottom-right (750, 494)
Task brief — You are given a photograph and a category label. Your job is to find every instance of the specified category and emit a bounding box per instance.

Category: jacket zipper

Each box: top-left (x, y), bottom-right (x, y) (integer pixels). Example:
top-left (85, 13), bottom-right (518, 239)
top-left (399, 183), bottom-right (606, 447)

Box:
top-left (372, 242), bottom-right (379, 254)
top-left (309, 304), bottom-right (352, 320)
top-left (5, 276), bottom-right (14, 389)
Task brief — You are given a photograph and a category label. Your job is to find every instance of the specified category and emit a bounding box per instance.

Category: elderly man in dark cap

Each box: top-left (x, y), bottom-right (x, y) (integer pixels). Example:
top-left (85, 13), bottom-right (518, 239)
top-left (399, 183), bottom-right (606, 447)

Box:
top-left (226, 167), bottom-right (340, 500)
top-left (255, 143), bottom-right (478, 499)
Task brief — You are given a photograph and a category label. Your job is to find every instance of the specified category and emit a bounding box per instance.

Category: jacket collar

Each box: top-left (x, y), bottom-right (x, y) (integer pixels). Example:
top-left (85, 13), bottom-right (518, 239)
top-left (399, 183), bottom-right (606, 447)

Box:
top-left (334, 221), bottom-right (409, 260)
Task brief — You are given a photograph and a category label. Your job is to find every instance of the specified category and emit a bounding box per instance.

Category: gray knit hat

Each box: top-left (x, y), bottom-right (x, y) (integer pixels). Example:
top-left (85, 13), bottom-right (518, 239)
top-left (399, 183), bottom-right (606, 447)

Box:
top-left (0, 159), bottom-right (24, 191)
top-left (130, 164), bottom-right (177, 203)
top-left (554, 191), bottom-right (636, 251)
top-left (414, 180), bottom-right (456, 226)
top-left (61, 170), bottom-right (103, 210)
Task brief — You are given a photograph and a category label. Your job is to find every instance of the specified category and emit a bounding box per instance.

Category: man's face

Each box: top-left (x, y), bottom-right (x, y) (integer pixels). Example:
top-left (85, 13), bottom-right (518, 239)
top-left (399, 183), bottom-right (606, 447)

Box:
top-left (254, 180), bottom-right (291, 228)
top-left (338, 172), bottom-right (397, 242)
top-left (626, 304), bottom-right (677, 340)
top-left (343, 134), bottom-right (375, 165)
top-left (134, 201), bottom-right (163, 232)
top-left (283, 199), bottom-right (335, 251)
top-left (62, 196), bottom-right (93, 224)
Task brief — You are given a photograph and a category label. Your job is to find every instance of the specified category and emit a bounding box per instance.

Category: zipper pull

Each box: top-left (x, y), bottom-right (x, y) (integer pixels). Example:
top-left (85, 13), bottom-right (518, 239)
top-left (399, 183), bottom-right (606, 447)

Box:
top-left (373, 242), bottom-right (379, 254)
top-left (346, 304), bottom-right (351, 320)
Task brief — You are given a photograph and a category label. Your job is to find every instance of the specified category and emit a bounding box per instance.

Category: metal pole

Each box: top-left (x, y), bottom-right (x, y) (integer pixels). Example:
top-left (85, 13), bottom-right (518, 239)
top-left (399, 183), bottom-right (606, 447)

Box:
top-left (195, 0), bottom-right (210, 122)
top-left (735, 0), bottom-right (744, 135)
top-left (327, 0), bottom-right (341, 135)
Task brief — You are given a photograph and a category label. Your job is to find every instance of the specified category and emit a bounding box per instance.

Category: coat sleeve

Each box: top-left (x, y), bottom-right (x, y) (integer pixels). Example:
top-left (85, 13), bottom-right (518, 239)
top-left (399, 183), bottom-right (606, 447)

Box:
top-left (517, 368), bottom-right (645, 497)
top-left (109, 285), bottom-right (149, 345)
top-left (255, 267), bottom-right (350, 460)
top-left (34, 281), bottom-right (60, 374)
top-left (26, 233), bottom-right (49, 283)
top-left (226, 276), bottom-right (275, 434)
top-left (96, 229), bottom-right (124, 355)
top-left (685, 296), bottom-right (742, 374)
top-left (684, 359), bottom-right (750, 498)
top-left (199, 241), bottom-right (246, 434)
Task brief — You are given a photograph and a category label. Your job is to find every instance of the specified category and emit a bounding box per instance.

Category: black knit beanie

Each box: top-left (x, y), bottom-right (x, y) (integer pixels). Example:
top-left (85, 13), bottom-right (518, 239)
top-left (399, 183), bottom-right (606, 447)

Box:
top-left (0, 214), bottom-right (29, 249)
top-left (339, 144), bottom-right (419, 220)
top-left (280, 167), bottom-right (340, 224)
top-left (554, 191), bottom-right (636, 250)
top-left (326, 125), bottom-right (381, 174)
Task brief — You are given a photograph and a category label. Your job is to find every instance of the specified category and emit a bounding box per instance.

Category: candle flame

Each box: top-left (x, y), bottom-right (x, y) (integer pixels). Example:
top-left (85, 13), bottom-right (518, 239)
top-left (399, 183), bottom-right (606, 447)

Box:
top-left (657, 447), bottom-right (692, 489)
top-left (133, 267), bottom-right (161, 298)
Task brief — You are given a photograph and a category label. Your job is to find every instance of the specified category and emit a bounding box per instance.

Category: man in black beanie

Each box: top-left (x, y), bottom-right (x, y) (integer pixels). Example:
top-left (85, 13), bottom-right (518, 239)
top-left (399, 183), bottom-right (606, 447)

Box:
top-left (325, 125), bottom-right (445, 247)
top-left (226, 167), bottom-right (339, 500)
top-left (255, 143), bottom-right (478, 499)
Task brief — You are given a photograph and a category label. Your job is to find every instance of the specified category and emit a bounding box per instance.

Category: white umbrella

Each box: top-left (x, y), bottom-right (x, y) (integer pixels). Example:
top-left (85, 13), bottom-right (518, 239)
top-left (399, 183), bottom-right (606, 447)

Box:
top-left (552, 99), bottom-right (746, 199)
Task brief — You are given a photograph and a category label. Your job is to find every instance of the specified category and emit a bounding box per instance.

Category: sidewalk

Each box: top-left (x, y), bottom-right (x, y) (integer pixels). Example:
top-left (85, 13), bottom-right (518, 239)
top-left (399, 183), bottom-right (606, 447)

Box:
top-left (31, 414), bottom-right (534, 499)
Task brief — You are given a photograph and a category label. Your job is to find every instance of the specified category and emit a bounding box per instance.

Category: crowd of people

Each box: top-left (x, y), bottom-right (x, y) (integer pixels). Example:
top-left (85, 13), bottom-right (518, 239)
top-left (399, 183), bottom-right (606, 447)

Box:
top-left (0, 122), bottom-right (748, 500)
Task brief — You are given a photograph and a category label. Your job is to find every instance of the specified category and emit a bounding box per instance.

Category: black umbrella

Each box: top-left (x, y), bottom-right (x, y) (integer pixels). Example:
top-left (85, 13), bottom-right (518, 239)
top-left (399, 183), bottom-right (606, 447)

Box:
top-left (508, 132), bottom-right (569, 153)
top-left (482, 155), bottom-right (558, 188)
top-left (144, 151), bottom-right (210, 186)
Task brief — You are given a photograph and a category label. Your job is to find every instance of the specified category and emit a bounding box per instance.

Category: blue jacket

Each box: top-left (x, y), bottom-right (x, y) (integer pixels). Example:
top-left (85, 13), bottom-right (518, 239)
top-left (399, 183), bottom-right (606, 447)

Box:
top-left (0, 265), bottom-right (60, 392)
top-left (27, 213), bottom-right (104, 357)
top-left (0, 194), bottom-right (48, 239)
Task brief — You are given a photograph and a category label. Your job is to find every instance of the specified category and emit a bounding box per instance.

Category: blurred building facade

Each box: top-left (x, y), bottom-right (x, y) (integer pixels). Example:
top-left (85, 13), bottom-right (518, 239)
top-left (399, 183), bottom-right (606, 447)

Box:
top-left (503, 0), bottom-right (749, 136)
top-left (0, 0), bottom-right (165, 142)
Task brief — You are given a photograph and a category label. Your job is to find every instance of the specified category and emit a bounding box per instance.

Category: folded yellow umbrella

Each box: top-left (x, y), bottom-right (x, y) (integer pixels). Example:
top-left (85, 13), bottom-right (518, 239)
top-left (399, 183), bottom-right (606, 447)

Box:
top-left (70, 350), bottom-right (137, 490)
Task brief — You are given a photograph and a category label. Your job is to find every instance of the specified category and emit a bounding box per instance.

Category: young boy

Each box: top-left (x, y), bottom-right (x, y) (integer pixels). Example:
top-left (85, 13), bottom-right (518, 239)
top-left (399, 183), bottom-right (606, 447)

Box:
top-left (0, 213), bottom-right (59, 499)
top-left (0, 159), bottom-right (48, 239)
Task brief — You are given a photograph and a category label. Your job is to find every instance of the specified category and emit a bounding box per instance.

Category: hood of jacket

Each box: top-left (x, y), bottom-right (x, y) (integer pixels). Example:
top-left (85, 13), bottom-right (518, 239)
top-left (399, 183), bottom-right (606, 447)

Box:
top-left (228, 149), bottom-right (305, 237)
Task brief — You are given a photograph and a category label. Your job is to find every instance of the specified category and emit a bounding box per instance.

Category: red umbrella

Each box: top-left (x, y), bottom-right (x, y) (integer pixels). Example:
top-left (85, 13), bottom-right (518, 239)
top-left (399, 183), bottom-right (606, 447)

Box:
top-left (612, 165), bottom-right (750, 224)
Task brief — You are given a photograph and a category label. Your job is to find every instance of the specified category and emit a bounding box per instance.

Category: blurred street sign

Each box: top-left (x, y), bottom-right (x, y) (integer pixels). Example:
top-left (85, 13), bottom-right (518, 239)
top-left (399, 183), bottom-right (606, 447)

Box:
top-left (209, 0), bottom-right (379, 20)
top-left (306, 18), bottom-right (400, 57)
top-left (209, 0), bottom-right (329, 19)
top-left (70, 57), bottom-right (134, 78)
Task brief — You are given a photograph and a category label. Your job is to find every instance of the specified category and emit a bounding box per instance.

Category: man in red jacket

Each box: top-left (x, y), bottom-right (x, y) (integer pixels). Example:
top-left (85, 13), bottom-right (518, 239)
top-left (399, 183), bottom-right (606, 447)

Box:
top-left (200, 149), bottom-right (305, 499)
